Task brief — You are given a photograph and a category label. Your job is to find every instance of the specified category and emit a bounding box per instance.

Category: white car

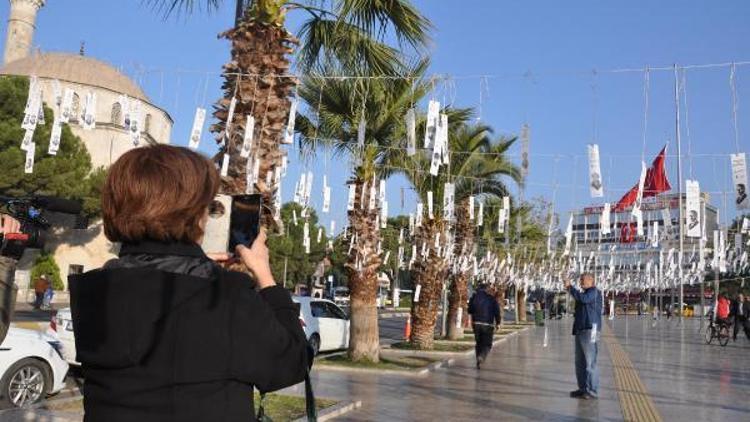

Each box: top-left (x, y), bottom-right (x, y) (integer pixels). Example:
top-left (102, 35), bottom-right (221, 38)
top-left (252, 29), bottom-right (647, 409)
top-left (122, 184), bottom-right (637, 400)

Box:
top-left (0, 327), bottom-right (68, 408)
top-left (293, 297), bottom-right (349, 355)
top-left (48, 308), bottom-right (77, 365)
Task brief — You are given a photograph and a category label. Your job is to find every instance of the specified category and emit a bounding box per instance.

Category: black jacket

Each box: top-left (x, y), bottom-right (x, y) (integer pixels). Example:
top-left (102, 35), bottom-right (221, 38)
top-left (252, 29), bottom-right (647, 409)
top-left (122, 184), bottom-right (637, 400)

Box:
top-left (730, 300), bottom-right (750, 320)
top-left (69, 241), bottom-right (308, 422)
top-left (468, 289), bottom-right (500, 325)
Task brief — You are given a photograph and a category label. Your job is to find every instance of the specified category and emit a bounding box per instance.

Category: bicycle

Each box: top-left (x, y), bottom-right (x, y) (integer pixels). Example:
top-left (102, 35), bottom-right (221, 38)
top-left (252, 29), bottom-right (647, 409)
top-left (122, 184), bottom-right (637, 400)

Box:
top-left (704, 316), bottom-right (732, 347)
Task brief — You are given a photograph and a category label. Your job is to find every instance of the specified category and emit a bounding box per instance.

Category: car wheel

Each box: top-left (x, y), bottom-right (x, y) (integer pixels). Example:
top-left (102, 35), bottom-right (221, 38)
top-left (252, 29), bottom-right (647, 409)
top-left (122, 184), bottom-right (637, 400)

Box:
top-left (0, 358), bottom-right (50, 408)
top-left (308, 334), bottom-right (321, 356)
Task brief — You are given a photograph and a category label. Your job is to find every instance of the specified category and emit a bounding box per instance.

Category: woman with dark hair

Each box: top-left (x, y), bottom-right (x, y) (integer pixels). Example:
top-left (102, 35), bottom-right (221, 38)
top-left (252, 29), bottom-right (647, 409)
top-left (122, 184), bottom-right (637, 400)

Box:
top-left (69, 145), bottom-right (308, 422)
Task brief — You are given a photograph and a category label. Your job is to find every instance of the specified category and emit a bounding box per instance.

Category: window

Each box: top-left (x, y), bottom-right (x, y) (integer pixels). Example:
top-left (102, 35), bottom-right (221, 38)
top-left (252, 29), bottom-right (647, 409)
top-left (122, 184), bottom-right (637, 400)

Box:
top-left (111, 102), bottom-right (122, 125)
top-left (325, 303), bottom-right (348, 320)
top-left (68, 264), bottom-right (84, 275)
top-left (310, 302), bottom-right (328, 318)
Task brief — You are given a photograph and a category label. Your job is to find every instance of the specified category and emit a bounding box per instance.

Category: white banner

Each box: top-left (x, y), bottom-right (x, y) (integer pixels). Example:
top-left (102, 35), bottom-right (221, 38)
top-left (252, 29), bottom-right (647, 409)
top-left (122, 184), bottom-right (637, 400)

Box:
top-left (731, 153), bottom-right (749, 210)
top-left (427, 191), bottom-right (434, 219)
top-left (588, 144), bottom-right (604, 198)
top-left (24, 142), bottom-right (35, 174)
top-left (686, 179), bottom-right (701, 238)
top-left (406, 108), bottom-right (416, 156)
top-left (477, 202), bottom-right (484, 227)
top-left (282, 98), bottom-right (297, 144)
top-left (48, 120), bottom-right (62, 155)
top-left (188, 107), bottom-right (206, 150)
top-left (240, 115), bottom-right (255, 158)
top-left (520, 124), bottom-right (530, 178)
top-left (424, 100), bottom-right (439, 148)
top-left (443, 183), bottom-right (455, 222)
top-left (60, 88), bottom-right (74, 123)
top-left (468, 196), bottom-right (475, 220)
top-left (601, 203), bottom-right (611, 235)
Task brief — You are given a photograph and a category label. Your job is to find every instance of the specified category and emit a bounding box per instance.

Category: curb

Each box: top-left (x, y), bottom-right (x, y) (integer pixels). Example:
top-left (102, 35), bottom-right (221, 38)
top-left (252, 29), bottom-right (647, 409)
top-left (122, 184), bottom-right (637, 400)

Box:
top-left (293, 399), bottom-right (363, 422)
top-left (379, 312), bottom-right (410, 319)
top-left (384, 327), bottom-right (529, 359)
top-left (314, 354), bottom-right (456, 377)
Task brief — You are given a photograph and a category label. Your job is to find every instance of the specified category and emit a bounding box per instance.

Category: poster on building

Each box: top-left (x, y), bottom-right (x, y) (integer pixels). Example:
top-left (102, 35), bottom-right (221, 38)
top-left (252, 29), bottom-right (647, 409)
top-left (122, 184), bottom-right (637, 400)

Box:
top-left (731, 153), bottom-right (749, 210)
top-left (686, 179), bottom-right (701, 238)
top-left (587, 144), bottom-right (604, 198)
top-left (188, 107), bottom-right (206, 150)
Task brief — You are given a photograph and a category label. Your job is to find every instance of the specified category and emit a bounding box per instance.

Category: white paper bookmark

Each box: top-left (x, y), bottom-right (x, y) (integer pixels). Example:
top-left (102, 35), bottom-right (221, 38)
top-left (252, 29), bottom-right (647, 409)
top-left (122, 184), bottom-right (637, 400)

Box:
top-left (282, 98), bottom-right (297, 144)
top-left (189, 108), bottom-right (206, 150)
top-left (406, 108), bottom-right (416, 155)
top-left (427, 191), bottom-right (434, 219)
top-left (468, 196), bottom-right (475, 220)
top-left (24, 142), bottom-right (35, 174)
top-left (347, 184), bottom-right (356, 211)
top-left (48, 120), bottom-right (62, 155)
top-left (220, 153), bottom-right (230, 177)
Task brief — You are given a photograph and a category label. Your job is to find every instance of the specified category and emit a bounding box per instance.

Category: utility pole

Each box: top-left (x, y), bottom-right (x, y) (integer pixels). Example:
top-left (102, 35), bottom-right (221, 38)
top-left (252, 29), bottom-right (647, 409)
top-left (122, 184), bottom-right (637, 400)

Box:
top-left (674, 64), bottom-right (685, 324)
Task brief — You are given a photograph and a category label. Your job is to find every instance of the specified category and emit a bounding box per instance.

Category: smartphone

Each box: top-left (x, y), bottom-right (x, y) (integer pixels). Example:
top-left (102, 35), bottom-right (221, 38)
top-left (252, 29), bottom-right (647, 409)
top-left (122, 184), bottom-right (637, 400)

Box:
top-left (228, 194), bottom-right (262, 252)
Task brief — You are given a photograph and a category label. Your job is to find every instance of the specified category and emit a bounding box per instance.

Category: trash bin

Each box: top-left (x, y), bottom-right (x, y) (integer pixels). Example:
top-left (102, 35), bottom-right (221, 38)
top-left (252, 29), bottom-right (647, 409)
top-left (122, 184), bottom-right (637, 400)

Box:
top-left (534, 309), bottom-right (544, 326)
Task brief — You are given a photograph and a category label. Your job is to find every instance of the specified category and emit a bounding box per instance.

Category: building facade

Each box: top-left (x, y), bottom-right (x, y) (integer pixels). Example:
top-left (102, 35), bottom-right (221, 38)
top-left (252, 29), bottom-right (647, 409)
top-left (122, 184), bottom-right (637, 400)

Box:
top-left (1, 0), bottom-right (173, 294)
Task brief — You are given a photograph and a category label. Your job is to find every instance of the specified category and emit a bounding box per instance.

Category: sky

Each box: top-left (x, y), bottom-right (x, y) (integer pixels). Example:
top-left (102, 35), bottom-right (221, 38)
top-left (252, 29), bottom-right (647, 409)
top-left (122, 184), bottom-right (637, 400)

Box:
top-left (2, 0), bottom-right (749, 233)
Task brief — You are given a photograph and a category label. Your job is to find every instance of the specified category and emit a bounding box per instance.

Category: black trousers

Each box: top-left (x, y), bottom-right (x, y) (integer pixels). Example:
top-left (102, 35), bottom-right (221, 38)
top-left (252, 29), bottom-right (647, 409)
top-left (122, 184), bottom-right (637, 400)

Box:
top-left (473, 324), bottom-right (495, 361)
top-left (734, 317), bottom-right (750, 340)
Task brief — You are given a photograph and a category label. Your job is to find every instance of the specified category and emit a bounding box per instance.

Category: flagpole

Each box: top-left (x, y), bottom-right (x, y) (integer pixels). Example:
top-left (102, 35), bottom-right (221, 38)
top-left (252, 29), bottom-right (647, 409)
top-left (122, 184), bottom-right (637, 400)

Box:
top-left (674, 64), bottom-right (685, 325)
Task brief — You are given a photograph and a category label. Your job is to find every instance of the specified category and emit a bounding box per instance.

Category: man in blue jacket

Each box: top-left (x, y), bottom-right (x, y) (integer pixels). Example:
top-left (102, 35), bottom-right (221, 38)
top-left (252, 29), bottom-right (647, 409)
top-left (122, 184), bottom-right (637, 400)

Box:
top-left (468, 283), bottom-right (501, 369)
top-left (565, 273), bottom-right (602, 400)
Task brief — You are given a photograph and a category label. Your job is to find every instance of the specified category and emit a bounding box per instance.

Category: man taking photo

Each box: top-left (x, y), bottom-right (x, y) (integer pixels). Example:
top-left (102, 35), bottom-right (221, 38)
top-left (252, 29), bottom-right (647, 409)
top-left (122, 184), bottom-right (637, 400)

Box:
top-left (565, 273), bottom-right (603, 400)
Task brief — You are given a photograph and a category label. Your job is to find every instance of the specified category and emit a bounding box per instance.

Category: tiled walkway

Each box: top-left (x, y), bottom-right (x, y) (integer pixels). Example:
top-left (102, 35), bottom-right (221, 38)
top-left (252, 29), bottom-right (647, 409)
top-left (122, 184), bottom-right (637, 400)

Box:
top-left (291, 317), bottom-right (750, 421)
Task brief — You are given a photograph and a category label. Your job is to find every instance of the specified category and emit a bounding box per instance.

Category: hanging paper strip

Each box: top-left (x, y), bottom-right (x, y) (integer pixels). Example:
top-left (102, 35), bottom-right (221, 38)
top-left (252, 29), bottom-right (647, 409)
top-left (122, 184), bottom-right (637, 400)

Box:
top-left (281, 97), bottom-right (297, 144)
top-left (240, 115), bottom-right (255, 158)
top-left (368, 182), bottom-right (377, 211)
top-left (731, 153), bottom-right (749, 210)
top-left (379, 179), bottom-right (386, 204)
top-left (443, 183), bottom-right (455, 222)
top-left (20, 128), bottom-right (34, 151)
top-left (439, 114), bottom-right (450, 165)
top-left (498, 208), bottom-right (506, 234)
top-left (225, 96), bottom-right (238, 138)
top-left (48, 120), bottom-right (62, 155)
top-left (381, 201), bottom-right (388, 228)
top-left (587, 144), bottom-right (604, 198)
top-left (468, 196), bottom-right (475, 220)
top-left (686, 179), bottom-right (701, 238)
top-left (322, 185), bottom-right (331, 213)
top-left (406, 108), bottom-right (416, 156)
top-left (427, 191), bottom-right (434, 219)
top-left (81, 92), bottom-right (97, 131)
top-left (220, 153), bottom-right (230, 177)
top-left (60, 88), bottom-right (74, 124)
top-left (520, 124), bottom-right (530, 178)
top-left (415, 203), bottom-right (423, 227)
top-left (424, 100), bottom-right (440, 148)
top-left (189, 107), bottom-right (206, 150)
top-left (129, 100), bottom-right (142, 145)
top-left (600, 203), bottom-right (611, 235)
top-left (633, 161), bottom-right (647, 215)
top-left (651, 221), bottom-right (659, 248)
top-left (24, 142), bottom-right (35, 174)
top-left (347, 183), bottom-right (356, 211)
top-left (477, 202), bottom-right (484, 227)
top-left (304, 171), bottom-right (314, 207)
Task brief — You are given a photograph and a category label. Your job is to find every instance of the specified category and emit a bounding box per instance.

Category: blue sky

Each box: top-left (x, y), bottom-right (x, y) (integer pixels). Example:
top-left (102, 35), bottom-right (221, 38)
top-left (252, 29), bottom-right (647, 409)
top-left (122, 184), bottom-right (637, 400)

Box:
top-left (2, 0), bottom-right (749, 232)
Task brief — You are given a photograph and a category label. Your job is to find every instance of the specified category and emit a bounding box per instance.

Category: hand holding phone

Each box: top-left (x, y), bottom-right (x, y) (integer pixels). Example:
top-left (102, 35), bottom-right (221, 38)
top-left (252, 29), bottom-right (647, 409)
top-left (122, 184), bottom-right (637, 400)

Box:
top-left (236, 229), bottom-right (275, 289)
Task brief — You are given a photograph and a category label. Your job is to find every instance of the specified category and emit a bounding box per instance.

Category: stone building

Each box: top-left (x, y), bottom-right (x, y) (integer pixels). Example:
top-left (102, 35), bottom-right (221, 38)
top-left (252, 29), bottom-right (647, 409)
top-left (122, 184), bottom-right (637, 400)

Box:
top-left (0, 0), bottom-right (173, 296)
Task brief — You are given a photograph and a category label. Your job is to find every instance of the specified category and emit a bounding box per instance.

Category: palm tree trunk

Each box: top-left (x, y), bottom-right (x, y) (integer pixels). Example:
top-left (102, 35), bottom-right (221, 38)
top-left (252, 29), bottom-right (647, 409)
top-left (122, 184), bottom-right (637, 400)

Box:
top-left (516, 287), bottom-right (527, 322)
top-left (410, 218), bottom-right (448, 349)
top-left (346, 178), bottom-right (381, 362)
top-left (446, 199), bottom-right (472, 340)
top-left (211, 13), bottom-right (298, 228)
top-left (496, 285), bottom-right (506, 326)
top-left (446, 271), bottom-right (468, 340)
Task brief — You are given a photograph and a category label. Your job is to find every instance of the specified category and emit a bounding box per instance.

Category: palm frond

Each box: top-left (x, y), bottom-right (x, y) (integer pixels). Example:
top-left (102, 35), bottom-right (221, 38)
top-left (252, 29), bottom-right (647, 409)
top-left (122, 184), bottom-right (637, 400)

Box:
top-left (144, 0), bottom-right (222, 17)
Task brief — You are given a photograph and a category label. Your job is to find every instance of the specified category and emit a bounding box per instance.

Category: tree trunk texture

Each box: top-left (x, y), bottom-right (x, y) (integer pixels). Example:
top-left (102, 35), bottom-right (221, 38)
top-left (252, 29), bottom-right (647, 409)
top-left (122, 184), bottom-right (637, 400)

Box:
top-left (410, 218), bottom-right (448, 350)
top-left (516, 287), bottom-right (527, 322)
top-left (496, 285), bottom-right (507, 326)
top-left (211, 16), bottom-right (298, 230)
top-left (346, 178), bottom-right (382, 362)
top-left (446, 199), bottom-right (473, 340)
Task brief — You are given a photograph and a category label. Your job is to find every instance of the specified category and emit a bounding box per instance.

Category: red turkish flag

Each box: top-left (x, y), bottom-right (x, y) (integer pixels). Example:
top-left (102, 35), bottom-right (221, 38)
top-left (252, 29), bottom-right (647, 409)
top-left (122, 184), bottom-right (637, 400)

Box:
top-left (614, 146), bottom-right (671, 211)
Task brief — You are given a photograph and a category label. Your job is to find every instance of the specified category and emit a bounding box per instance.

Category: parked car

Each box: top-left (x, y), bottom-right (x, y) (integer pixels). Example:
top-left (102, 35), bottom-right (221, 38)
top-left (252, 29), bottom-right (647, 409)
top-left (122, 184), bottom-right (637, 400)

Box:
top-left (0, 327), bottom-right (68, 408)
top-left (48, 308), bottom-right (77, 365)
top-left (293, 297), bottom-right (349, 355)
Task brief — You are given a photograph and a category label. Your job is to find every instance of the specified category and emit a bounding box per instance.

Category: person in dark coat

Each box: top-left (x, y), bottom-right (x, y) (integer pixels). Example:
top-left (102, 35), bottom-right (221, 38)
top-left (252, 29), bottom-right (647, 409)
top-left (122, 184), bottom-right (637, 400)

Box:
top-left (565, 273), bottom-right (603, 400)
top-left (468, 283), bottom-right (501, 369)
top-left (730, 293), bottom-right (750, 341)
top-left (69, 145), bottom-right (308, 422)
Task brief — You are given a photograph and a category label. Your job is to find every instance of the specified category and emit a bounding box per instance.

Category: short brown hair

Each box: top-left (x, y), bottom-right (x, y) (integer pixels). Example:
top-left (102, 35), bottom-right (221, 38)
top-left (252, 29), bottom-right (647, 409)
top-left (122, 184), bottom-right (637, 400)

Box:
top-left (102, 145), bottom-right (220, 243)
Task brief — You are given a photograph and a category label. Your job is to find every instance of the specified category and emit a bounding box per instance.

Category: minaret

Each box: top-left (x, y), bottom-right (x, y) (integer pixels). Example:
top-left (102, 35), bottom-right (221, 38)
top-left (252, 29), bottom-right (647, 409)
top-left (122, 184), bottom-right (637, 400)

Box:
top-left (3, 0), bottom-right (45, 65)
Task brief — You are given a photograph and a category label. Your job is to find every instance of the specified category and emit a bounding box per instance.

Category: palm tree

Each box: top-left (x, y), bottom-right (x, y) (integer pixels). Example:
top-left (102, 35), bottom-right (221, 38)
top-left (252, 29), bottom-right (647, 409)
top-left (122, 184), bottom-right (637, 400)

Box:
top-left (149, 0), bottom-right (431, 227)
top-left (295, 60), bottom-right (432, 362)
top-left (443, 127), bottom-right (522, 340)
top-left (392, 116), bottom-right (522, 349)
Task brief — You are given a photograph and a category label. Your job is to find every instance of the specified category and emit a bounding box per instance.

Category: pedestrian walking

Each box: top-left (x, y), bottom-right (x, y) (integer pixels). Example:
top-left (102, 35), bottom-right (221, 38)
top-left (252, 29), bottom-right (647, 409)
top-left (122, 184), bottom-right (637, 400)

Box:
top-left (565, 273), bottom-right (603, 400)
top-left (32, 274), bottom-right (49, 309)
top-left (468, 283), bottom-right (501, 369)
top-left (730, 293), bottom-right (750, 341)
top-left (42, 284), bottom-right (54, 310)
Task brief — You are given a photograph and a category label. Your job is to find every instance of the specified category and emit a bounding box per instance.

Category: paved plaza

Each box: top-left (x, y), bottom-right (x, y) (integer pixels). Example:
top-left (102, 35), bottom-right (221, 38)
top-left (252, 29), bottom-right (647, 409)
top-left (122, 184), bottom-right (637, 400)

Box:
top-left (284, 316), bottom-right (750, 421)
